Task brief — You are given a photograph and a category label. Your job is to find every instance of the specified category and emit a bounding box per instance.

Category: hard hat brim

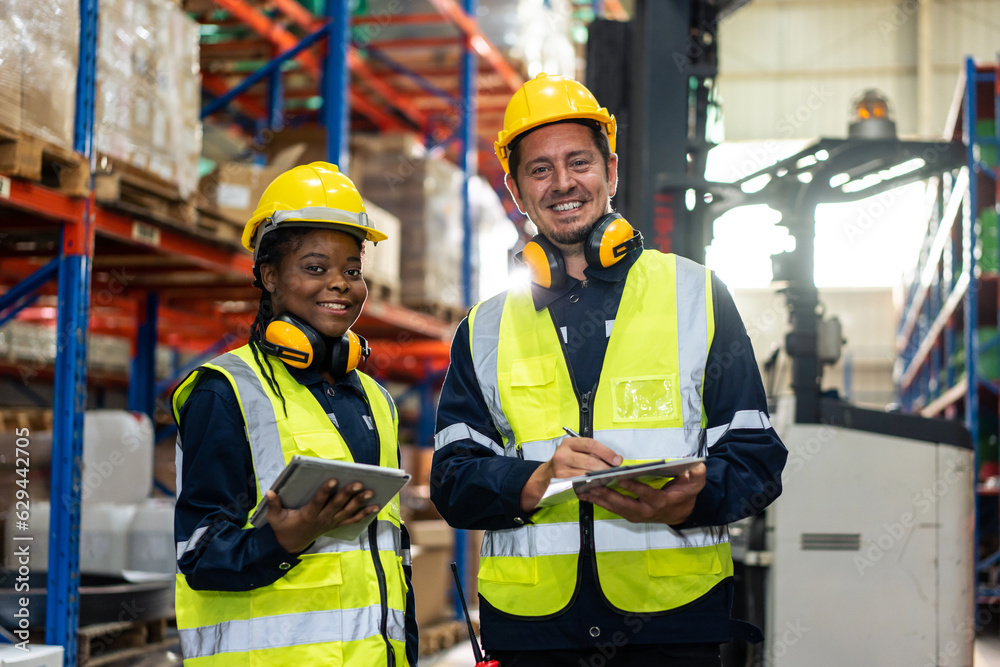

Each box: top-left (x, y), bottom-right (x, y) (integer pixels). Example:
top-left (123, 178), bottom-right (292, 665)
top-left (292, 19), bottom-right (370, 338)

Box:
top-left (245, 206), bottom-right (389, 259)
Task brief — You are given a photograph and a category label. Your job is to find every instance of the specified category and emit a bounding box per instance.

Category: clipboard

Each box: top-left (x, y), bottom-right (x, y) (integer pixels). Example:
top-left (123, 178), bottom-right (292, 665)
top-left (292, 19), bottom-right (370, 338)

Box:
top-left (535, 457), bottom-right (705, 508)
top-left (249, 454), bottom-right (411, 541)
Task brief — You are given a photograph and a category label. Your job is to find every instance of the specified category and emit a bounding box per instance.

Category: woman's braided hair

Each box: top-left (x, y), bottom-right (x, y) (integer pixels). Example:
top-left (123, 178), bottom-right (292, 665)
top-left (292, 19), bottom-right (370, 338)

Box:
top-left (248, 227), bottom-right (314, 417)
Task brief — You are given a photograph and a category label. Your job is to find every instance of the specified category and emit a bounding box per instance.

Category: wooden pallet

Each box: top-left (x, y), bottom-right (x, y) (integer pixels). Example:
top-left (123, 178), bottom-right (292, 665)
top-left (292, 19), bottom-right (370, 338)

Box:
top-left (77, 617), bottom-right (174, 666)
top-left (365, 276), bottom-right (401, 304)
top-left (0, 407), bottom-right (53, 433)
top-left (94, 159), bottom-right (197, 228)
top-left (0, 124), bottom-right (89, 196)
top-left (193, 202), bottom-right (243, 245)
top-left (418, 619), bottom-right (473, 657)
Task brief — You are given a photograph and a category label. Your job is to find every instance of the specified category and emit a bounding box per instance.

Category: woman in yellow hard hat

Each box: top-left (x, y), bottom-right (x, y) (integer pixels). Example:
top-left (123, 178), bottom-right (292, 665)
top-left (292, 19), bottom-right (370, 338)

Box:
top-left (172, 162), bottom-right (417, 665)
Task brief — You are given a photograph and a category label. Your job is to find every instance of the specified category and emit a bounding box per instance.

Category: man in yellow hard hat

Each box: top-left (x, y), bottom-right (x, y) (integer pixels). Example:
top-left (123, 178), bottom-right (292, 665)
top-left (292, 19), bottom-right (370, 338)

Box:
top-left (174, 162), bottom-right (418, 665)
top-left (431, 74), bottom-right (788, 665)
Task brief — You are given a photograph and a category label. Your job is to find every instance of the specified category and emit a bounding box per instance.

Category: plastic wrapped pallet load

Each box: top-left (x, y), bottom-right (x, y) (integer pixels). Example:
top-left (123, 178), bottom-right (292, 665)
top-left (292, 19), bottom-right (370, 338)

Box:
top-left (351, 133), bottom-right (465, 310)
top-left (362, 201), bottom-right (401, 301)
top-left (0, 0), bottom-right (77, 147)
top-left (95, 0), bottom-right (202, 197)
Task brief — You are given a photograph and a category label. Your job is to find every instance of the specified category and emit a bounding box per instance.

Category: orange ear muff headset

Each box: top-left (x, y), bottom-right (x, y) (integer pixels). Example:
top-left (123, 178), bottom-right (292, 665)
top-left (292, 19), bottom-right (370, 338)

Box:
top-left (258, 312), bottom-right (370, 377)
top-left (518, 212), bottom-right (643, 290)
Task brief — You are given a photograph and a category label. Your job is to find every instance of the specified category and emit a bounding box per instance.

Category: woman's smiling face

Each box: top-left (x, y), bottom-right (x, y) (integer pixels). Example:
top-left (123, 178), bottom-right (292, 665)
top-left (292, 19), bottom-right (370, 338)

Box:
top-left (260, 228), bottom-right (368, 339)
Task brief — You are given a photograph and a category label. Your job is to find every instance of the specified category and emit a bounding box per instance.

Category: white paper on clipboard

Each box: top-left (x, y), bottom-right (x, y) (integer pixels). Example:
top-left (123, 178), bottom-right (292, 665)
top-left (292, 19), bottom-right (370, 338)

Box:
top-left (535, 457), bottom-right (705, 508)
top-left (249, 455), bottom-right (411, 541)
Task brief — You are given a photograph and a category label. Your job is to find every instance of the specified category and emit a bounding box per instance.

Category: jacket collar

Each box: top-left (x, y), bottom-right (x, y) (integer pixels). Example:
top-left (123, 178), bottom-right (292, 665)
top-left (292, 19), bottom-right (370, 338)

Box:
top-left (530, 246), bottom-right (642, 311)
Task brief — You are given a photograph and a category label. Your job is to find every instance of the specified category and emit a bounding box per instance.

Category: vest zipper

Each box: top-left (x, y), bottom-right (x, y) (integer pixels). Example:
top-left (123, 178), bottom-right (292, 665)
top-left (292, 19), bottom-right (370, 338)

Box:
top-left (359, 391), bottom-right (395, 667)
top-left (578, 387), bottom-right (597, 596)
top-left (548, 307), bottom-right (600, 609)
top-left (369, 521), bottom-right (394, 667)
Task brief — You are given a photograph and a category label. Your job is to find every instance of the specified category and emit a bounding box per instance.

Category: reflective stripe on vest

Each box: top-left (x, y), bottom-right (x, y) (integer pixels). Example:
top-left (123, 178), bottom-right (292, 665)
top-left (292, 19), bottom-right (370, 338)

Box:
top-left (172, 345), bottom-right (407, 665)
top-left (469, 251), bottom-right (732, 616)
top-left (178, 605), bottom-right (406, 659)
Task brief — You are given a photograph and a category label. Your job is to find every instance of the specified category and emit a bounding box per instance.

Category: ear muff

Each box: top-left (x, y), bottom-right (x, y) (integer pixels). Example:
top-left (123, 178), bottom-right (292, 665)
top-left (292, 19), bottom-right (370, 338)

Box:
top-left (326, 330), bottom-right (371, 377)
top-left (259, 312), bottom-right (370, 376)
top-left (584, 213), bottom-right (644, 269)
top-left (518, 235), bottom-right (567, 290)
top-left (261, 313), bottom-right (326, 369)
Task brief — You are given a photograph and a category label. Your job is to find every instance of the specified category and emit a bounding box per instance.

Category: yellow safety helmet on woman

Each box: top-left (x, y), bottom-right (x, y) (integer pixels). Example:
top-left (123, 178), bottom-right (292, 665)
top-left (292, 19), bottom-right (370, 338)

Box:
top-left (494, 73), bottom-right (617, 174)
top-left (241, 161), bottom-right (388, 260)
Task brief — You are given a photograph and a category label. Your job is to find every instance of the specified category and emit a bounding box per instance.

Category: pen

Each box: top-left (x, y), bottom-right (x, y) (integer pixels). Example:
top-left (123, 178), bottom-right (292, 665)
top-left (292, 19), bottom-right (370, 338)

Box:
top-left (562, 426), bottom-right (581, 438)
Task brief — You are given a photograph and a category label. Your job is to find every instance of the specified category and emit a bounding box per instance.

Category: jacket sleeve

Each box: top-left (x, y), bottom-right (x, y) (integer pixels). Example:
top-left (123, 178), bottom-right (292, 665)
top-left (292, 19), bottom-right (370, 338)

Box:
top-left (174, 372), bottom-right (302, 590)
top-left (430, 318), bottom-right (543, 530)
top-left (682, 274), bottom-right (789, 527)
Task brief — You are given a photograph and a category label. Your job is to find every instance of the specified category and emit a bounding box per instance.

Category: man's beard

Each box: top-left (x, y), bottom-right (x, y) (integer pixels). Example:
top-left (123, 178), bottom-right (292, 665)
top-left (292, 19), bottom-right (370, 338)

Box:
top-left (545, 220), bottom-right (593, 246)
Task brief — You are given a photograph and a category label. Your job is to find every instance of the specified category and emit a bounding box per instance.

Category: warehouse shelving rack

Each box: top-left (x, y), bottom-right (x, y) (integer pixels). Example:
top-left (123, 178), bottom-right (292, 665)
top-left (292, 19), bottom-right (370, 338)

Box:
top-left (0, 3), bottom-right (549, 663)
top-left (896, 57), bottom-right (999, 610)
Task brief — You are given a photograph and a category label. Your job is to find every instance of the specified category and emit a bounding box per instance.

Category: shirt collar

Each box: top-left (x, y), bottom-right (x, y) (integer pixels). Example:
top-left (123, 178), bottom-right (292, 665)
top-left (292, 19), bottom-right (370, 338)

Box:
top-left (529, 245), bottom-right (641, 311)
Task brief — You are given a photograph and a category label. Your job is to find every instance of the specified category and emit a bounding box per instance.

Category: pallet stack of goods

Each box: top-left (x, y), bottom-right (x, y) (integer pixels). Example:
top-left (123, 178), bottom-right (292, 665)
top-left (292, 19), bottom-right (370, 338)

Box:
top-left (351, 132), bottom-right (466, 316)
top-left (94, 0), bottom-right (204, 236)
top-left (0, 0), bottom-right (207, 235)
top-left (0, 0), bottom-right (88, 194)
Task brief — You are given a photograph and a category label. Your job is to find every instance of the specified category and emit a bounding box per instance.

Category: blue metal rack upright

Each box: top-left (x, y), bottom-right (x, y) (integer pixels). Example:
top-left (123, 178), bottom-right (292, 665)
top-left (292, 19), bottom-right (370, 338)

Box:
top-left (46, 0), bottom-right (99, 661)
top-left (896, 56), bottom-right (1000, 610)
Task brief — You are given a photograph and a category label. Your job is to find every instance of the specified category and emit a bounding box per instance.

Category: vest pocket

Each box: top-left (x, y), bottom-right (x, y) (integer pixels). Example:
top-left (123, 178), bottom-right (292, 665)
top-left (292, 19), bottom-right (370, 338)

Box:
top-left (503, 355), bottom-right (559, 436)
top-left (292, 431), bottom-right (348, 460)
top-left (271, 552), bottom-right (344, 589)
top-left (647, 543), bottom-right (722, 577)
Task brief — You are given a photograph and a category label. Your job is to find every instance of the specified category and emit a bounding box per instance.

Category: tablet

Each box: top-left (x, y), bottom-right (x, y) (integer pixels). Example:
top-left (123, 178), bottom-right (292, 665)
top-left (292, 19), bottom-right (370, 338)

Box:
top-left (536, 457), bottom-right (705, 508)
top-left (249, 455), bottom-right (411, 541)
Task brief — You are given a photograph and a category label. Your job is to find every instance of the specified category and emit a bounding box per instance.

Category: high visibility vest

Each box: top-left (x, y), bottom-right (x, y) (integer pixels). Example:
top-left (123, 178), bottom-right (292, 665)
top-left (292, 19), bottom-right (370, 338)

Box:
top-left (172, 345), bottom-right (408, 666)
top-left (461, 251), bottom-right (732, 616)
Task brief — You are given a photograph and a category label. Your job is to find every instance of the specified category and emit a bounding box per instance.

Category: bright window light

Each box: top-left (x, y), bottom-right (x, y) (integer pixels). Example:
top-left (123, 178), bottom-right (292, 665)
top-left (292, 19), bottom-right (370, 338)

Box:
top-left (814, 181), bottom-right (929, 287)
top-left (705, 141), bottom-right (931, 289)
top-left (705, 205), bottom-right (793, 288)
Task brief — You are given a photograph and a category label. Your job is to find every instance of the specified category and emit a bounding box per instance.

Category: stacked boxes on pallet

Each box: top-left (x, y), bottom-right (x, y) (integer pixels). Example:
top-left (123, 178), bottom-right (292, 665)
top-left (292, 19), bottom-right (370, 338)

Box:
top-left (0, 0), bottom-right (78, 145)
top-left (351, 133), bottom-right (465, 311)
top-left (0, 0), bottom-right (201, 197)
top-left (96, 0), bottom-right (202, 197)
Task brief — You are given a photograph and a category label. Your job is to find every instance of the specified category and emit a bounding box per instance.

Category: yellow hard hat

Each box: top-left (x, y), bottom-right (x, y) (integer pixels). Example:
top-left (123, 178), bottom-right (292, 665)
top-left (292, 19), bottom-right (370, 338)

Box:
top-left (241, 161), bottom-right (388, 259)
top-left (494, 73), bottom-right (617, 174)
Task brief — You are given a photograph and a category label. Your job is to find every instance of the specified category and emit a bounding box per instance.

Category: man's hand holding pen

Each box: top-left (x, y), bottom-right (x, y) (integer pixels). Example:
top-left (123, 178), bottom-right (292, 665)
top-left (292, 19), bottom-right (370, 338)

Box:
top-left (518, 427), bottom-right (623, 513)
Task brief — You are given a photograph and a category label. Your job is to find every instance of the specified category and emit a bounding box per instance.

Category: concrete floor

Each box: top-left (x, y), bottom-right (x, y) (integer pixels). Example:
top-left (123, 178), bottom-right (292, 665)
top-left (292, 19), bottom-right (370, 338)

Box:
top-left (424, 636), bottom-right (1000, 667)
top-left (977, 633), bottom-right (1000, 666)
top-left (63, 630), bottom-right (1000, 665)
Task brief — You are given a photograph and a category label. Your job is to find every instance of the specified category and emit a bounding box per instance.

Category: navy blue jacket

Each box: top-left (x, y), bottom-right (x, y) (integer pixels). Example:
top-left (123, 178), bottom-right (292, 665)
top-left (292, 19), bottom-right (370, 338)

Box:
top-left (174, 361), bottom-right (419, 665)
top-left (431, 249), bottom-right (787, 651)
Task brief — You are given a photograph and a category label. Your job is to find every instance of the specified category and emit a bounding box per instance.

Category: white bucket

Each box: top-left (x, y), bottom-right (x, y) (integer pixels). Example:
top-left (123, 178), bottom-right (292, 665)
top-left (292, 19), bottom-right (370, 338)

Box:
top-left (127, 498), bottom-right (176, 575)
top-left (80, 502), bottom-right (138, 574)
top-left (82, 410), bottom-right (154, 505)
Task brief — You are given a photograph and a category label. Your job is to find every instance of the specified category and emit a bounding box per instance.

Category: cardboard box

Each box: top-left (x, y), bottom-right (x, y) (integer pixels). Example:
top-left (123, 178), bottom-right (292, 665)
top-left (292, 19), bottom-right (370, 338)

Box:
top-left (352, 144), bottom-right (464, 309)
top-left (408, 519), bottom-right (455, 627)
top-left (362, 201), bottom-right (401, 296)
top-left (202, 144), bottom-right (307, 225)
top-left (94, 0), bottom-right (202, 196)
top-left (0, 14), bottom-right (22, 132)
top-left (400, 445), bottom-right (434, 487)
top-left (18, 1), bottom-right (77, 149)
